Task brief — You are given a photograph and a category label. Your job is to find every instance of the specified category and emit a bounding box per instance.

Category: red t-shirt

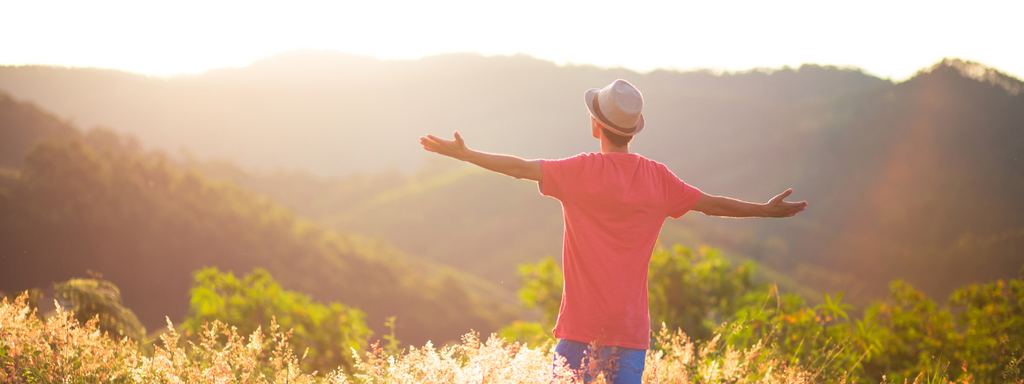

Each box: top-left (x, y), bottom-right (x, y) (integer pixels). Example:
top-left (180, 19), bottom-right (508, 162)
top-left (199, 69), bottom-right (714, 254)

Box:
top-left (539, 152), bottom-right (702, 349)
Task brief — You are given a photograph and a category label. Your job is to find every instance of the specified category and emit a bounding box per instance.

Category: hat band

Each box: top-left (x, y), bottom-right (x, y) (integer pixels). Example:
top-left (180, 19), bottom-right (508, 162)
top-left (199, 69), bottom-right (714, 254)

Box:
top-left (592, 94), bottom-right (637, 135)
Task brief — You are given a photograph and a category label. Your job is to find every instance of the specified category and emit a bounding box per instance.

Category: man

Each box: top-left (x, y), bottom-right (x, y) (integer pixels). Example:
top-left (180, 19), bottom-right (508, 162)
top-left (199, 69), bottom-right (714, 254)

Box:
top-left (420, 79), bottom-right (807, 384)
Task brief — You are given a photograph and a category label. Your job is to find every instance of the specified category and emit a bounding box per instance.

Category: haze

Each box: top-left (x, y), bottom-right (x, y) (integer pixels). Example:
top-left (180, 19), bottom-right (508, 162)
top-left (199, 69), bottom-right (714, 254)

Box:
top-left (2, 0), bottom-right (1022, 80)
top-left (3, 0), bottom-right (1024, 372)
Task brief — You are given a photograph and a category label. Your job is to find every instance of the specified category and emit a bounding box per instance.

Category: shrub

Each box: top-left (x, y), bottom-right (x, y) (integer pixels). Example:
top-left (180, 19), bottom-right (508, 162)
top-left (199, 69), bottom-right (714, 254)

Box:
top-left (0, 294), bottom-right (140, 382)
top-left (55, 277), bottom-right (146, 341)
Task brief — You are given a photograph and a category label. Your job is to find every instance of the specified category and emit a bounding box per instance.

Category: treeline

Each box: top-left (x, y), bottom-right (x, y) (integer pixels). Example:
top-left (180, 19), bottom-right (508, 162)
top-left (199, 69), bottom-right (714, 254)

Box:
top-left (0, 135), bottom-right (513, 346)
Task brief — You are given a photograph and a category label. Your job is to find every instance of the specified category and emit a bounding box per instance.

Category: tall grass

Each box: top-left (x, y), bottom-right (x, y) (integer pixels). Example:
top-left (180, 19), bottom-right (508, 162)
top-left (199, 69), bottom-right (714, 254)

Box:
top-left (2, 293), bottom-right (824, 383)
top-left (0, 294), bottom-right (346, 383)
top-left (6, 292), bottom-right (979, 383)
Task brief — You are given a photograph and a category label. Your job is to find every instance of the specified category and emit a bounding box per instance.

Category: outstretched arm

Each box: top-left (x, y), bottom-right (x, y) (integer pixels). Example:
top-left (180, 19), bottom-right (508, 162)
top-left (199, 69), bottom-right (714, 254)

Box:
top-left (692, 189), bottom-right (807, 218)
top-left (420, 131), bottom-right (542, 182)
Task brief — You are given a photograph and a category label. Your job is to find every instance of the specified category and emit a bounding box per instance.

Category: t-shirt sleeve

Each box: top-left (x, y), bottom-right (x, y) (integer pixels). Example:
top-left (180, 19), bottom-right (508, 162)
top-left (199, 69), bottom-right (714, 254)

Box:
top-left (665, 168), bottom-right (703, 219)
top-left (538, 154), bottom-right (585, 199)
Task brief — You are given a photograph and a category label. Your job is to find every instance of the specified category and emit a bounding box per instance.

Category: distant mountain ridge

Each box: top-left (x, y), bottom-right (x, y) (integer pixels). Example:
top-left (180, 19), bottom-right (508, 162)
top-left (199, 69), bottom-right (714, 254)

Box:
top-left (0, 50), bottom-right (894, 176)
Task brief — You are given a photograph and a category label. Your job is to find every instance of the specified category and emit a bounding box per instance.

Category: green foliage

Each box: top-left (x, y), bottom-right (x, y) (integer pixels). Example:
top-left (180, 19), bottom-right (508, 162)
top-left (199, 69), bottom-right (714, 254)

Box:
top-left (514, 256), bottom-right (562, 327)
top-left (496, 256), bottom-right (561, 347)
top-left (497, 320), bottom-right (552, 348)
top-left (183, 267), bottom-right (371, 374)
top-left (948, 276), bottom-right (1024, 383)
top-left (381, 316), bottom-right (401, 355)
top-left (815, 292), bottom-right (853, 322)
top-left (55, 277), bottom-right (146, 341)
top-left (858, 281), bottom-right (961, 382)
top-left (725, 276), bottom-right (1024, 383)
top-left (648, 245), bottom-right (762, 340)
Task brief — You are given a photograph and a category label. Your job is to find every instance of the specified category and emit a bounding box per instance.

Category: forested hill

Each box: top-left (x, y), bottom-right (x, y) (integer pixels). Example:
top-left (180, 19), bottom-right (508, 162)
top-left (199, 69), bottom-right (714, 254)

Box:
top-left (1, 92), bottom-right (145, 169)
top-left (0, 93), bottom-right (515, 346)
top-left (1, 92), bottom-right (81, 168)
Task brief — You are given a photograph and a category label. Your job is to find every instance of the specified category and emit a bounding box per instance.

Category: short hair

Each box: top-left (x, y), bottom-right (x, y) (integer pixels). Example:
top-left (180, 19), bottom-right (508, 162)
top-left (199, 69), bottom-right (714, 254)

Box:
top-left (601, 127), bottom-right (633, 147)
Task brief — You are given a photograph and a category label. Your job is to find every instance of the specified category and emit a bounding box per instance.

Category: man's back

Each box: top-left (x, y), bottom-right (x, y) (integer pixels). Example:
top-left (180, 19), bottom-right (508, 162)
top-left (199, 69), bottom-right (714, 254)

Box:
top-left (419, 78), bottom-right (805, 383)
top-left (540, 152), bottom-right (702, 349)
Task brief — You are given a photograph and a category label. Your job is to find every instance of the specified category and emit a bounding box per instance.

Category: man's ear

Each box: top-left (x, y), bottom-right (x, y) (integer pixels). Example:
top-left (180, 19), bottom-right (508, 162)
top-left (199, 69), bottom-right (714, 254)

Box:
top-left (591, 117), bottom-right (601, 139)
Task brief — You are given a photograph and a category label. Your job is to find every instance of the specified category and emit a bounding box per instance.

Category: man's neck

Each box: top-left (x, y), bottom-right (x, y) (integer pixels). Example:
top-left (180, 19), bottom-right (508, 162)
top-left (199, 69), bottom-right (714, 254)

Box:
top-left (600, 141), bottom-right (630, 154)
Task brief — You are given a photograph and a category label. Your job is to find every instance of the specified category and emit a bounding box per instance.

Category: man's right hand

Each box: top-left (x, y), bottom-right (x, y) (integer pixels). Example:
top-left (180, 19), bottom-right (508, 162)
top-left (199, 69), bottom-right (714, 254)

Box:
top-left (420, 131), bottom-right (471, 161)
top-left (419, 131), bottom-right (542, 182)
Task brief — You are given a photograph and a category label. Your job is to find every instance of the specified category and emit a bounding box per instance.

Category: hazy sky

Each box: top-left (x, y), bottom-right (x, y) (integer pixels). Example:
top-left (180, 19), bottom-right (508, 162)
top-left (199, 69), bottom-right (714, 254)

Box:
top-left (2, 0), bottom-right (1021, 80)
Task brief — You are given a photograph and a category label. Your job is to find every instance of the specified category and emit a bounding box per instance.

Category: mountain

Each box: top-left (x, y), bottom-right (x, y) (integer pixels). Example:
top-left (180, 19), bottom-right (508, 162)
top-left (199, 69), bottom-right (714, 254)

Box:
top-left (0, 51), bottom-right (891, 177)
top-left (1, 53), bottom-right (1022, 306)
top-left (0, 93), bottom-right (515, 345)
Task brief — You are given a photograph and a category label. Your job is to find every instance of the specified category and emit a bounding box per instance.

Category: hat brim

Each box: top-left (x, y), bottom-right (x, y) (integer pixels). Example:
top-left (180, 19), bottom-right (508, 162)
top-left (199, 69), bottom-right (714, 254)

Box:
top-left (584, 88), bottom-right (644, 136)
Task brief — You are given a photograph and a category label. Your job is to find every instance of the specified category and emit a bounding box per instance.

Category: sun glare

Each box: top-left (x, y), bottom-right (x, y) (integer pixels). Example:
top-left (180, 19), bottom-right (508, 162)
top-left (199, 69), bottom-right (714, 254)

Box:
top-left (0, 0), bottom-right (1021, 79)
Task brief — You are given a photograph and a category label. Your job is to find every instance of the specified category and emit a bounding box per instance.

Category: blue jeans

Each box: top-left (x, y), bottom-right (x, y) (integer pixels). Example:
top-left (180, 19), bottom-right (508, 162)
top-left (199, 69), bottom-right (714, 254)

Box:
top-left (552, 339), bottom-right (646, 384)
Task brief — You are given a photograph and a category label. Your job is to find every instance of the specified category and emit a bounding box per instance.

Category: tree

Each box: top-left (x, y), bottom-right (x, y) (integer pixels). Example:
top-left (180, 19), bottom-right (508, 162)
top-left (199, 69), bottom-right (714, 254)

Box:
top-left (182, 267), bottom-right (372, 374)
top-left (54, 277), bottom-right (145, 341)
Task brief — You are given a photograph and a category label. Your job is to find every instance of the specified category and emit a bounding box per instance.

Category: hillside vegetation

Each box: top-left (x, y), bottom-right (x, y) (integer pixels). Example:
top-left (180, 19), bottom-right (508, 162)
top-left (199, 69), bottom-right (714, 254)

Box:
top-left (4, 251), bottom-right (1023, 383)
top-left (0, 104), bottom-right (514, 345)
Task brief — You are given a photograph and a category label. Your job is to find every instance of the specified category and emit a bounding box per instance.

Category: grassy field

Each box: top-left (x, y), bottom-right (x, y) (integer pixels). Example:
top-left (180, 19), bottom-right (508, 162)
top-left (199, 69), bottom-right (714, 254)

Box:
top-left (0, 294), bottom-right (820, 384)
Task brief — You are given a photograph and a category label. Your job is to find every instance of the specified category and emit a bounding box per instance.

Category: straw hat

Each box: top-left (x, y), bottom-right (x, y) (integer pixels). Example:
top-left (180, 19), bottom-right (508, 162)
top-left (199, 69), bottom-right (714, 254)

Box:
top-left (584, 79), bottom-right (645, 136)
